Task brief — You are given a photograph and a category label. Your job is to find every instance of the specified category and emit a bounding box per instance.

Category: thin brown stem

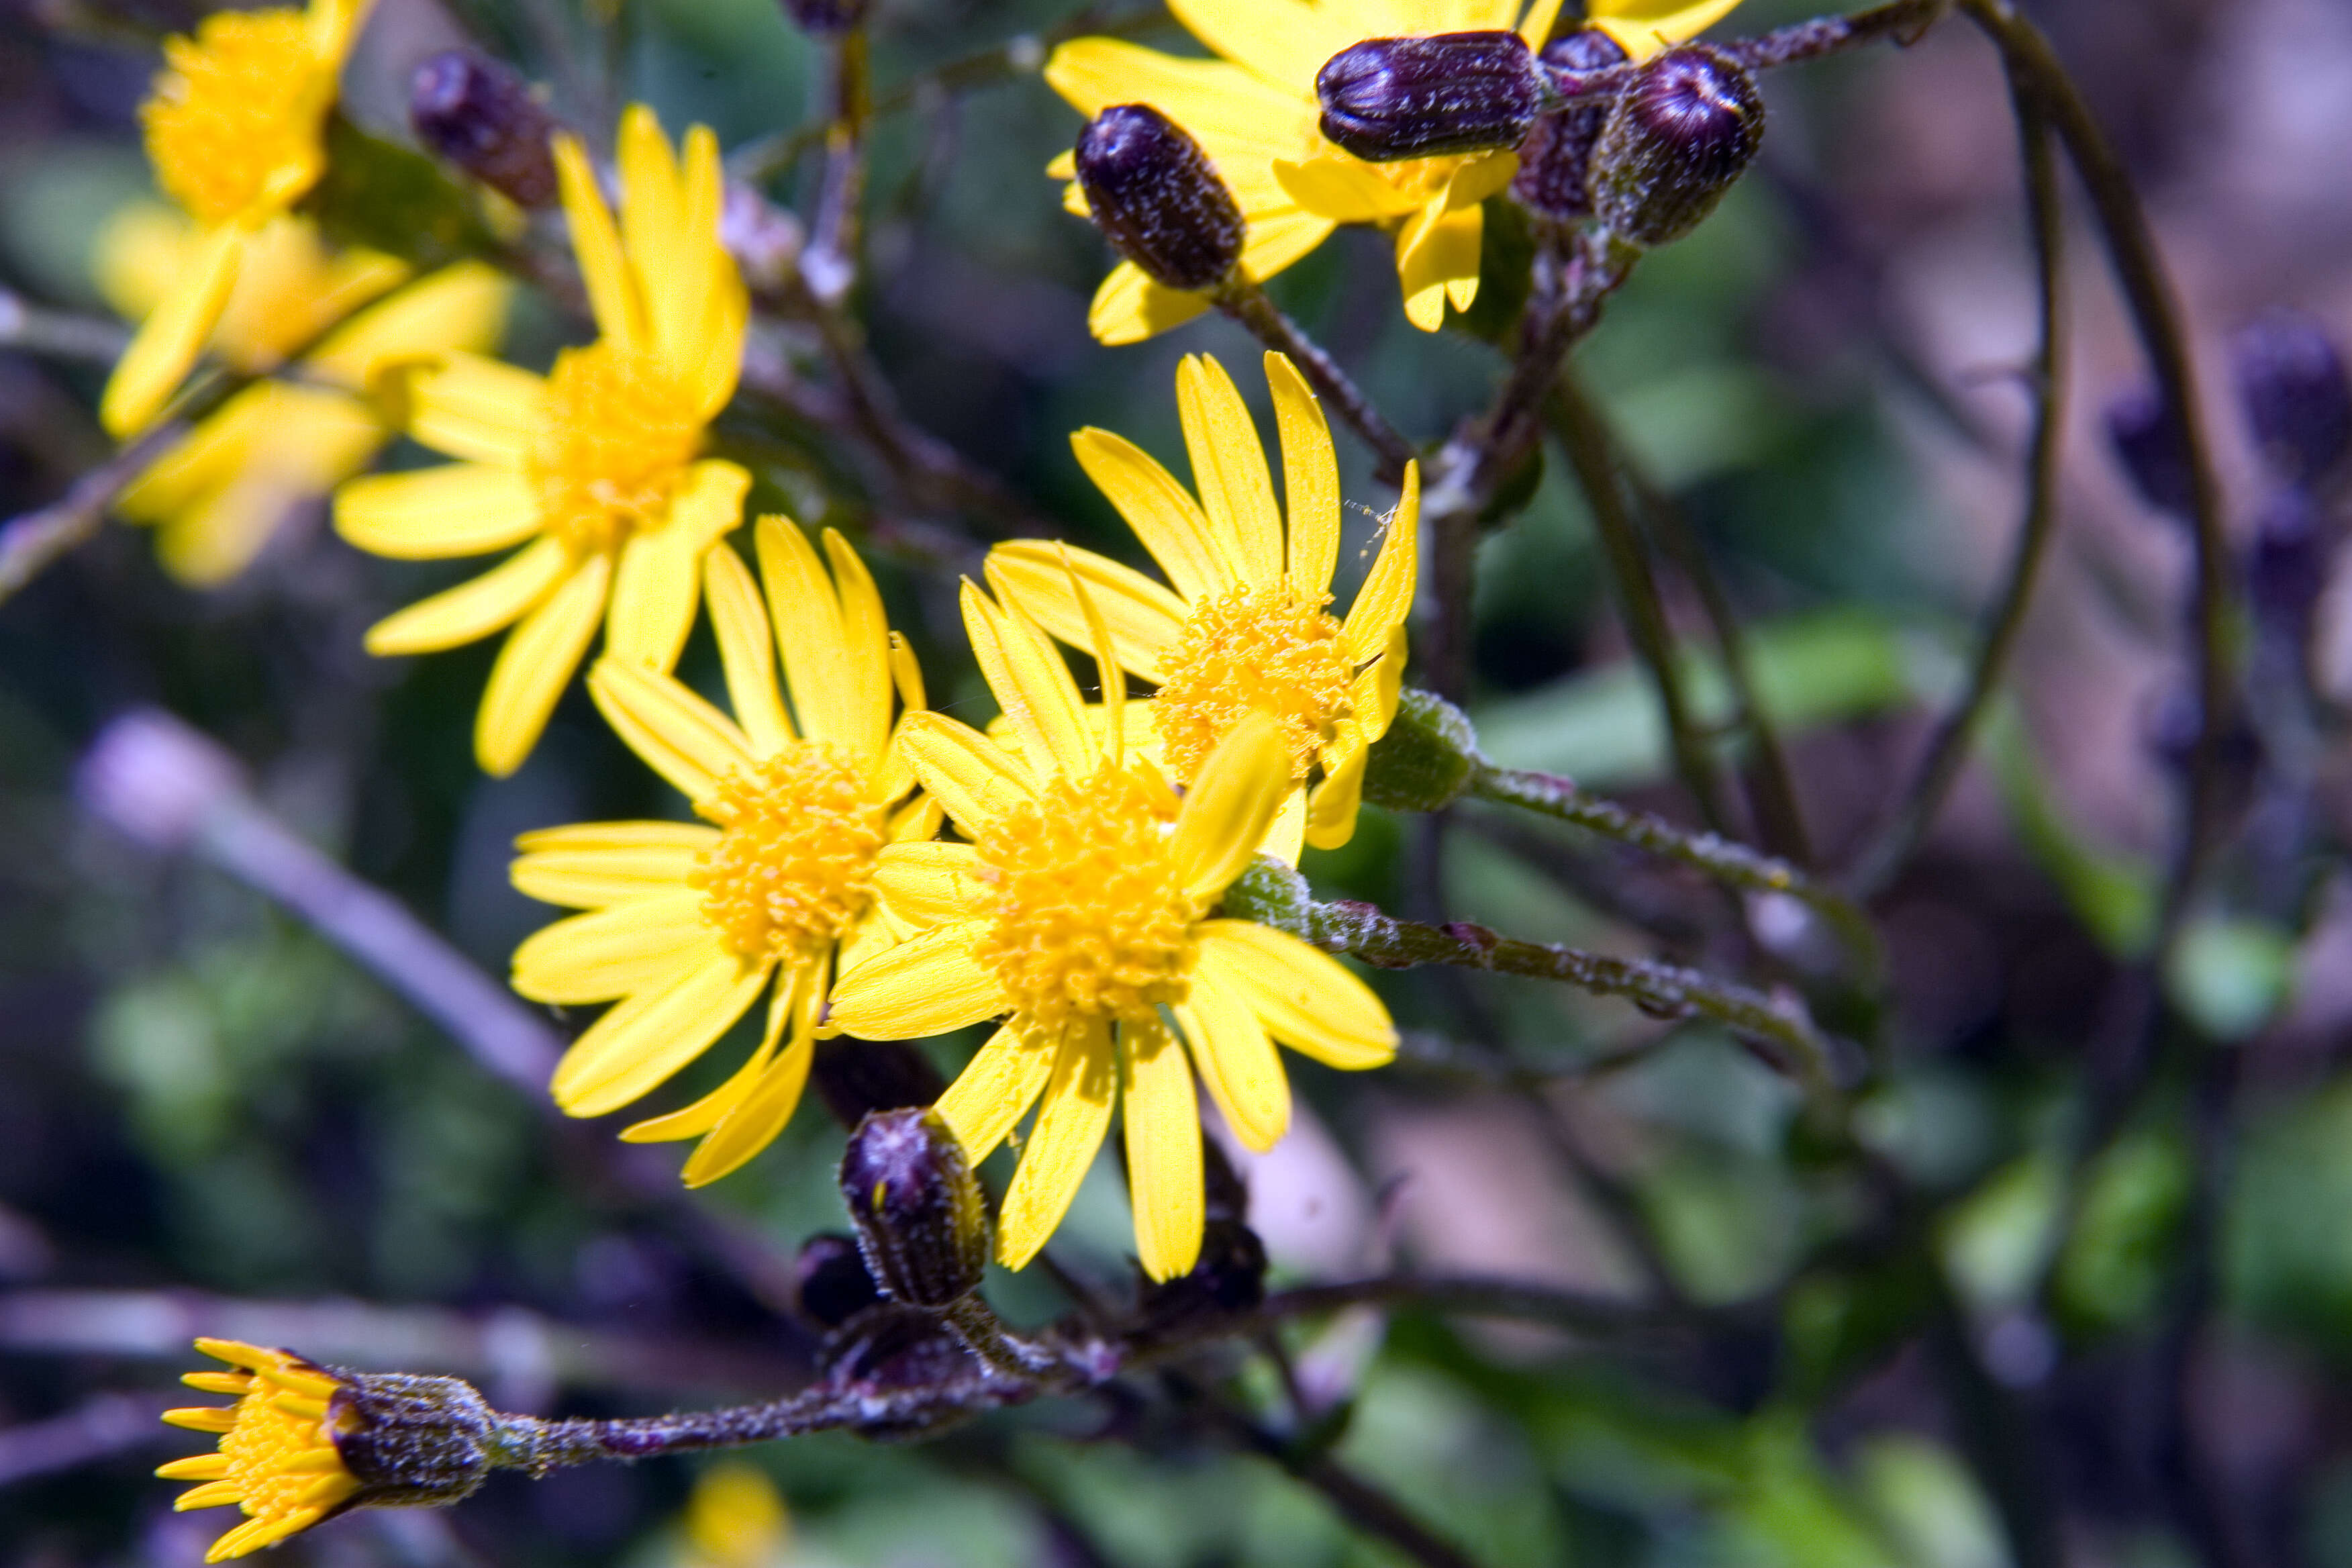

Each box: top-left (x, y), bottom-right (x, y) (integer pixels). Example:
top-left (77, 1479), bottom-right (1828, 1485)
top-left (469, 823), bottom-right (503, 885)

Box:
top-left (0, 290), bottom-right (132, 364)
top-left (1214, 279), bottom-right (1416, 481)
top-left (0, 414), bottom-right (186, 605)
top-left (800, 26), bottom-right (871, 306)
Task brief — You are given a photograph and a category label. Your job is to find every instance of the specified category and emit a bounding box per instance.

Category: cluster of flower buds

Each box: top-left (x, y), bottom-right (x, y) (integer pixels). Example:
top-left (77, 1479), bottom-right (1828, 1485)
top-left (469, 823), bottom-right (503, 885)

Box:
top-left (408, 50), bottom-right (560, 209)
top-left (1512, 30), bottom-right (1630, 222)
top-left (1073, 104), bottom-right (1245, 294)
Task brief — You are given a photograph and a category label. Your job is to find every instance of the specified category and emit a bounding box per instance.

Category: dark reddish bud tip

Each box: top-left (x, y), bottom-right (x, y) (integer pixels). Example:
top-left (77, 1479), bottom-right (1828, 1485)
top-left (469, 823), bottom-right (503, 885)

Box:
top-left (839, 1109), bottom-right (989, 1308)
top-left (1316, 32), bottom-right (1547, 160)
top-left (409, 52), bottom-right (559, 209)
top-left (2105, 386), bottom-right (2194, 516)
top-left (1074, 105), bottom-right (1244, 293)
top-left (2232, 310), bottom-right (2351, 486)
top-left (1591, 44), bottom-right (1764, 247)
top-left (792, 1232), bottom-right (883, 1330)
top-left (1511, 28), bottom-right (1628, 221)
top-left (782, 0), bottom-right (869, 32)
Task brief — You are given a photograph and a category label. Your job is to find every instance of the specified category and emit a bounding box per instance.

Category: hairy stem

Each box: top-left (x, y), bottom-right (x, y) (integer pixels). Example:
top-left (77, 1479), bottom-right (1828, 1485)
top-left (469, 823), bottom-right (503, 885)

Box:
top-left (1215, 279), bottom-right (1416, 482)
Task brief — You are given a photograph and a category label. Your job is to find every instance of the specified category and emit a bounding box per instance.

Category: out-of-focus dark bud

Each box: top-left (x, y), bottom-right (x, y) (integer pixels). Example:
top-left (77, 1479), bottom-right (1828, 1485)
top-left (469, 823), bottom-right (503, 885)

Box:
top-left (2247, 487), bottom-right (2325, 638)
top-left (1511, 29), bottom-right (1629, 221)
top-left (1590, 44), bottom-right (1764, 248)
top-left (2106, 385), bottom-right (2194, 516)
top-left (782, 0), bottom-right (869, 34)
top-left (811, 1036), bottom-right (946, 1130)
top-left (409, 52), bottom-right (560, 209)
top-left (1074, 105), bottom-right (1244, 293)
top-left (2233, 310), bottom-right (2351, 487)
top-left (839, 1109), bottom-right (989, 1308)
top-left (792, 1232), bottom-right (883, 1330)
top-left (1316, 32), bottom-right (1548, 160)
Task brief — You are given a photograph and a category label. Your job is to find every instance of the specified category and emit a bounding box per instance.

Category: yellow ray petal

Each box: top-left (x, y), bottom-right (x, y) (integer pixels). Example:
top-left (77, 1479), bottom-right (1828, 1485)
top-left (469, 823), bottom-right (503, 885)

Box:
top-left (1177, 354), bottom-right (1282, 587)
top-left (985, 542), bottom-right (1187, 681)
top-left (872, 840), bottom-right (989, 929)
top-left (363, 534), bottom-right (569, 656)
top-left (1174, 975), bottom-right (1290, 1153)
top-left (99, 222), bottom-right (244, 437)
top-left (511, 828), bottom-right (711, 908)
top-left (824, 919), bottom-right (1003, 1040)
top-left (1520, 0), bottom-right (1570, 45)
top-left (703, 544), bottom-right (793, 756)
top-left (616, 105), bottom-right (686, 342)
top-left (961, 581), bottom-right (1097, 779)
top-left (1304, 734), bottom-right (1369, 851)
top-left (821, 528), bottom-right (895, 767)
top-left (606, 462), bottom-right (748, 671)
top-left (935, 1024), bottom-right (1052, 1163)
top-left (672, 126), bottom-right (746, 421)
top-left (517, 820), bottom-right (720, 855)
top-left (1164, 0), bottom-right (1353, 91)
top-left (1354, 622), bottom-right (1408, 739)
top-left (1196, 920), bottom-right (1395, 1069)
top-left (587, 657), bottom-right (758, 805)
top-left (1070, 427), bottom-right (1234, 603)
top-left (1170, 713), bottom-right (1291, 902)
top-left (1121, 1013), bottom-right (1204, 1281)
top-left (1590, 0), bottom-right (1749, 57)
top-left (894, 712), bottom-right (1035, 835)
top-left (681, 981), bottom-right (819, 1185)
top-left (1272, 156), bottom-right (1424, 224)
top-left (1044, 40), bottom-right (1318, 163)
top-left (753, 516), bottom-right (854, 748)
top-left (553, 133), bottom-right (645, 352)
top-left (1444, 150), bottom-right (1520, 212)
top-left (1395, 201), bottom-right (1483, 333)
top-left (1265, 352), bottom-right (1340, 597)
top-left (551, 948), bottom-right (771, 1117)
top-left (404, 351), bottom-right (544, 466)
top-left (1086, 261), bottom-right (1212, 348)
top-left (477, 552), bottom-right (613, 777)
top-left (622, 975), bottom-right (790, 1144)
top-left (334, 463), bottom-right (537, 560)
top-left (156, 1455), bottom-right (232, 1479)
top-left (997, 1020), bottom-right (1116, 1270)
top-left (1061, 545), bottom-right (1128, 761)
top-left (161, 1407), bottom-right (238, 1433)
top-left (1342, 460), bottom-right (1420, 665)
top-left (1259, 781), bottom-right (1308, 867)
top-left (305, 260), bottom-right (510, 392)
top-left (511, 892), bottom-right (716, 1005)
top-left (175, 1480), bottom-right (244, 1510)
top-left (889, 630), bottom-right (926, 713)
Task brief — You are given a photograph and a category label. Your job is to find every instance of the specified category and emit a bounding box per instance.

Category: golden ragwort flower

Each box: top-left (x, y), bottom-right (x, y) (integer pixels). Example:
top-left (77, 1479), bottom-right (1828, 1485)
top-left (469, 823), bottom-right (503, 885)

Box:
top-left (1045, 0), bottom-right (1749, 341)
top-left (101, 0), bottom-right (373, 436)
top-left (511, 519), bottom-right (932, 1187)
top-left (156, 1338), bottom-right (360, 1563)
top-left (826, 581), bottom-right (1398, 1282)
top-left (93, 205), bottom-right (508, 585)
top-left (989, 351), bottom-right (1415, 855)
top-left (334, 104), bottom-right (751, 777)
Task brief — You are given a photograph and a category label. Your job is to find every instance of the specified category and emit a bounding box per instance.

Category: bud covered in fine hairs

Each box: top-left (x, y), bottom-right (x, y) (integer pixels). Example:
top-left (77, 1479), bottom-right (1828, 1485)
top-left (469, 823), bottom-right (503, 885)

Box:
top-left (409, 52), bottom-right (560, 209)
top-left (1363, 689), bottom-right (1482, 814)
top-left (1316, 32), bottom-right (1549, 160)
top-left (2233, 310), bottom-right (2351, 487)
top-left (2105, 385), bottom-right (2194, 516)
top-left (1511, 29), bottom-right (1629, 221)
top-left (792, 1232), bottom-right (883, 1330)
top-left (1590, 45), bottom-right (1764, 248)
top-left (1074, 105), bottom-right (1244, 292)
top-left (840, 1109), bottom-right (989, 1308)
top-left (328, 1371), bottom-right (511, 1508)
top-left (782, 0), bottom-right (869, 34)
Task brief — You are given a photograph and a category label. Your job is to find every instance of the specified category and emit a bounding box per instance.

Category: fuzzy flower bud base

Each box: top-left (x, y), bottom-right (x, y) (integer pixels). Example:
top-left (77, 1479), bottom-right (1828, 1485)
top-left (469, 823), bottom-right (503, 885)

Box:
top-left (1361, 688), bottom-right (1481, 813)
top-left (1591, 45), bottom-right (1765, 248)
top-left (1075, 105), bottom-right (1244, 292)
top-left (840, 1109), bottom-right (991, 1308)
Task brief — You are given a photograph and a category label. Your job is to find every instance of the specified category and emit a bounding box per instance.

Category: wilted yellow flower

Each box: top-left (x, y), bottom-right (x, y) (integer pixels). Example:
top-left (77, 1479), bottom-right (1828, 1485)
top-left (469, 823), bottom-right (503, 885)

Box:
top-left (155, 1338), bottom-right (360, 1563)
top-left (93, 205), bottom-right (507, 585)
top-left (335, 104), bottom-right (751, 776)
top-left (101, 0), bottom-right (372, 436)
top-left (990, 352), bottom-right (1414, 854)
top-left (827, 583), bottom-right (1397, 1281)
top-left (511, 520), bottom-right (932, 1185)
top-left (1045, 0), bottom-right (1749, 340)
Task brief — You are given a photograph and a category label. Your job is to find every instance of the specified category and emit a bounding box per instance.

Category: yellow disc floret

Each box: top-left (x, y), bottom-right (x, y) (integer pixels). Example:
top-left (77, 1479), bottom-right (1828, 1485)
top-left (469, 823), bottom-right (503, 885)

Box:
top-left (157, 1338), bottom-right (360, 1563)
top-left (142, 11), bottom-right (337, 228)
top-left (528, 342), bottom-right (704, 555)
top-left (973, 764), bottom-right (1196, 1036)
top-left (1155, 583), bottom-right (1354, 783)
top-left (692, 743), bottom-right (885, 962)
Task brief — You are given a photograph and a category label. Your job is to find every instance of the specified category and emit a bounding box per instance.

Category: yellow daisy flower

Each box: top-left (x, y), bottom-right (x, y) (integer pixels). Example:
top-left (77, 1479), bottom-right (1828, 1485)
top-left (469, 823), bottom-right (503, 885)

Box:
top-left (155, 1338), bottom-right (360, 1563)
top-left (826, 580), bottom-right (1398, 1281)
top-left (335, 104), bottom-right (752, 777)
top-left (987, 352), bottom-right (1416, 855)
top-left (510, 519), bottom-right (932, 1186)
top-left (101, 0), bottom-right (373, 436)
top-left (93, 204), bottom-right (508, 585)
top-left (1045, 0), bottom-right (1747, 340)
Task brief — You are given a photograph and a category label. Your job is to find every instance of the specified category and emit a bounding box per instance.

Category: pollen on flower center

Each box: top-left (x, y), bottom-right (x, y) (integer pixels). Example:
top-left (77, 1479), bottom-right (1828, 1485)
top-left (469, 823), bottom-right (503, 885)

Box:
top-left (973, 765), bottom-right (1195, 1035)
top-left (528, 342), bottom-right (703, 555)
top-left (691, 743), bottom-right (884, 961)
top-left (1155, 583), bottom-right (1353, 783)
top-left (142, 11), bottom-right (334, 228)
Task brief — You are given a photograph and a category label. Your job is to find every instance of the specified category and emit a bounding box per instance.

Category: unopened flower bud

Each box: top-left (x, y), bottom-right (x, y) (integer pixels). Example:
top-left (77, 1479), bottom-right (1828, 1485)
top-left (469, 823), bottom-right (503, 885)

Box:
top-left (783, 0), bottom-right (869, 34)
top-left (1590, 45), bottom-right (1764, 248)
top-left (840, 1109), bottom-right (989, 1308)
top-left (328, 1371), bottom-right (506, 1508)
top-left (792, 1232), bottom-right (883, 1330)
top-left (2106, 386), bottom-right (2193, 516)
top-left (1074, 105), bottom-right (1244, 292)
top-left (1512, 29), bottom-right (1628, 221)
top-left (2247, 487), bottom-right (2324, 637)
top-left (409, 52), bottom-right (560, 209)
top-left (2233, 310), bottom-right (2351, 487)
top-left (1363, 688), bottom-right (1481, 813)
top-left (1316, 32), bottom-right (1548, 160)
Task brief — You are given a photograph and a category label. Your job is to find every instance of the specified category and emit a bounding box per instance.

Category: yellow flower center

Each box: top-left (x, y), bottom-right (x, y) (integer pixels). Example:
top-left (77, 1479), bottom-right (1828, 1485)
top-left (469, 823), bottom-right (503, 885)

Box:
top-left (528, 342), bottom-right (703, 555)
top-left (1154, 583), bottom-right (1354, 783)
top-left (692, 743), bottom-right (884, 962)
top-left (141, 11), bottom-right (335, 228)
top-left (973, 765), bottom-right (1195, 1035)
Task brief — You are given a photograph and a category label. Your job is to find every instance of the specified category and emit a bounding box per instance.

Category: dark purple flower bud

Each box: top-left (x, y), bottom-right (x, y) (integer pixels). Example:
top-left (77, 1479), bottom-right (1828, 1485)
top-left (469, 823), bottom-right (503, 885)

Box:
top-left (2247, 486), bottom-right (2324, 638)
top-left (782, 0), bottom-right (868, 33)
top-left (792, 1232), bottom-right (883, 1330)
top-left (2233, 310), bottom-right (2351, 487)
top-left (1511, 29), bottom-right (1629, 221)
top-left (408, 51), bottom-right (560, 209)
top-left (1591, 44), bottom-right (1765, 248)
top-left (2105, 385), bottom-right (2194, 516)
top-left (1075, 105), bottom-right (1244, 292)
top-left (839, 1109), bottom-right (988, 1308)
top-left (1316, 32), bottom-right (1548, 160)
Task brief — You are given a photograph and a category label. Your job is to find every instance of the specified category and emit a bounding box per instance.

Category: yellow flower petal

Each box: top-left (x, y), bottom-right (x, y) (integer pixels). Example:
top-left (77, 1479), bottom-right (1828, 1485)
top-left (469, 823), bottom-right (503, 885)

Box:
top-left (156, 1454), bottom-right (232, 1479)
top-left (605, 460), bottom-right (747, 671)
top-left (997, 1020), bottom-right (1117, 1270)
top-left (363, 534), bottom-right (569, 656)
top-left (1342, 460), bottom-right (1420, 665)
top-left (1086, 260), bottom-right (1212, 348)
top-left (1304, 734), bottom-right (1369, 852)
top-left (753, 515), bottom-right (854, 750)
top-left (822, 528), bottom-right (897, 768)
top-left (1164, 0), bottom-right (1356, 93)
top-left (1044, 40), bottom-right (1318, 175)
top-left (1122, 1013), bottom-right (1204, 1281)
top-left (1260, 781), bottom-right (1308, 867)
top-left (681, 970), bottom-right (820, 1185)
top-left (1196, 920), bottom-right (1395, 1069)
top-left (1520, 0), bottom-right (1570, 45)
top-left (552, 947), bottom-right (771, 1118)
top-left (1175, 973), bottom-right (1289, 1153)
top-left (1395, 201), bottom-right (1483, 332)
top-left (1444, 150), bottom-right (1520, 213)
top-left (1265, 351), bottom-right (1340, 597)
top-left (1591, 0), bottom-right (1749, 57)
top-left (477, 552), bottom-right (613, 777)
top-left (1170, 712), bottom-right (1291, 902)
top-left (616, 105), bottom-right (685, 332)
top-left (587, 657), bottom-right (758, 805)
top-left (985, 542), bottom-right (1188, 681)
top-left (935, 1024), bottom-right (1053, 1163)
top-left (553, 132), bottom-right (645, 352)
top-left (512, 892), bottom-right (716, 1005)
top-left (622, 967), bottom-right (796, 1143)
top-left (511, 824), bottom-right (714, 908)
top-left (1071, 427), bottom-right (1234, 603)
top-left (100, 222), bottom-right (244, 437)
top-left (1177, 354), bottom-right (1283, 588)
top-left (334, 462), bottom-right (537, 560)
top-left (872, 840), bottom-right (989, 929)
top-left (305, 260), bottom-right (509, 391)
top-left (961, 581), bottom-right (1097, 780)
top-left (894, 712), bottom-right (1035, 834)
top-left (703, 544), bottom-right (794, 756)
top-left (1272, 156), bottom-right (1423, 224)
top-left (404, 350), bottom-right (543, 466)
top-left (824, 919), bottom-right (1003, 1040)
